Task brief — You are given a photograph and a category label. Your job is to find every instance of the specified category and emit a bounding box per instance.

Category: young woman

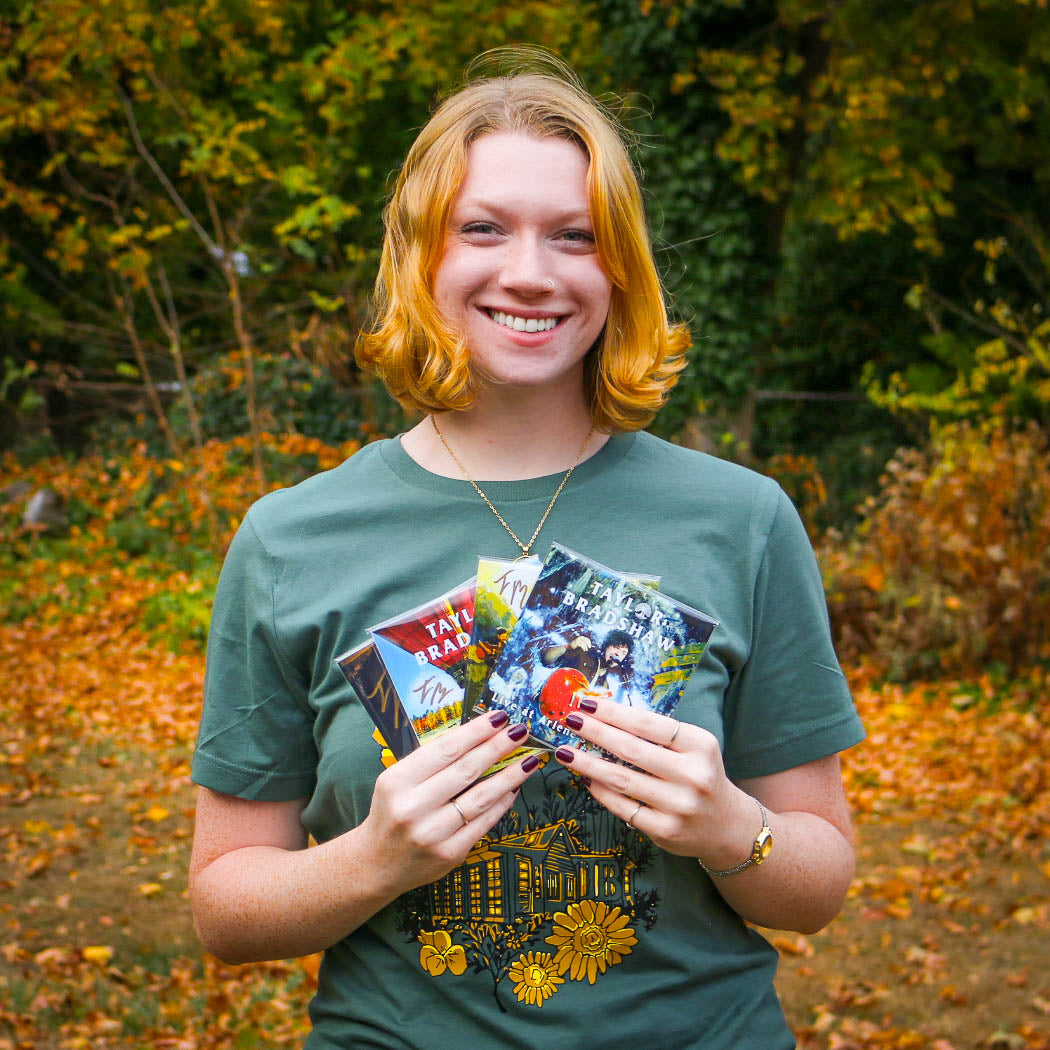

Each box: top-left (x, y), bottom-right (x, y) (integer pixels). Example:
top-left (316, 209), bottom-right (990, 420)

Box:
top-left (190, 52), bottom-right (864, 1049)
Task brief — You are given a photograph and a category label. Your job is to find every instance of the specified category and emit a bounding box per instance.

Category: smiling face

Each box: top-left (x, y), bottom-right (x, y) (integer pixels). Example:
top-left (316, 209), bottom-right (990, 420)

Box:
top-left (432, 132), bottom-right (612, 399)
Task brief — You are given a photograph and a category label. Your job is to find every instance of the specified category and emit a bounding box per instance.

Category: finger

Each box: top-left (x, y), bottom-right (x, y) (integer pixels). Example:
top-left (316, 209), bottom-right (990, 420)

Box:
top-left (386, 709), bottom-right (513, 787)
top-left (586, 781), bottom-right (666, 839)
top-left (553, 743), bottom-right (675, 813)
top-left (551, 750), bottom-right (687, 844)
top-left (421, 722), bottom-right (535, 802)
top-left (423, 751), bottom-right (543, 842)
top-left (442, 786), bottom-right (522, 854)
top-left (454, 752), bottom-right (539, 820)
top-left (560, 712), bottom-right (682, 781)
top-left (576, 697), bottom-right (701, 752)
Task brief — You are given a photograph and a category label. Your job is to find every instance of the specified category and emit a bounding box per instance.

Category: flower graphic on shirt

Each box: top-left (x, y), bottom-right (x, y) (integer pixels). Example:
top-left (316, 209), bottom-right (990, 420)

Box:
top-left (546, 900), bottom-right (637, 984)
top-left (370, 728), bottom-right (397, 768)
top-left (417, 929), bottom-right (467, 977)
top-left (508, 951), bottom-right (564, 1007)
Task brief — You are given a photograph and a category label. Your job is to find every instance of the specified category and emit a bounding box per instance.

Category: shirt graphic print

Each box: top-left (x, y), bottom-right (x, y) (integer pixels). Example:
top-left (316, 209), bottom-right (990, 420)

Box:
top-left (392, 761), bottom-right (658, 1011)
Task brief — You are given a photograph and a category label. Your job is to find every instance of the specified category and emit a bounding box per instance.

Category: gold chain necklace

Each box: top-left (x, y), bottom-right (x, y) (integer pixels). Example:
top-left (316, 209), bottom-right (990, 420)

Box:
top-left (431, 415), bottom-right (595, 557)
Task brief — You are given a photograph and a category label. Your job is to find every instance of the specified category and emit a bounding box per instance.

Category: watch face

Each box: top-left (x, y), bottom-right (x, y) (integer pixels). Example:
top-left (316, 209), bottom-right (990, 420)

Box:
top-left (757, 831), bottom-right (773, 862)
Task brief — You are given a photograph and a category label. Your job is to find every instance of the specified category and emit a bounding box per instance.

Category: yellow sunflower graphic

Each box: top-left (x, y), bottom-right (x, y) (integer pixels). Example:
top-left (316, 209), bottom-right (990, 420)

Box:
top-left (417, 929), bottom-right (467, 977)
top-left (370, 728), bottom-right (397, 768)
top-left (508, 951), bottom-right (564, 1007)
top-left (546, 900), bottom-right (638, 984)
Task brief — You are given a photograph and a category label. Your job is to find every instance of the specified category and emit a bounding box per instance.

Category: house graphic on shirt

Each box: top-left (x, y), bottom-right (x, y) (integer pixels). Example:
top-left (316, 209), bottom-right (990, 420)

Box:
top-left (427, 820), bottom-right (633, 923)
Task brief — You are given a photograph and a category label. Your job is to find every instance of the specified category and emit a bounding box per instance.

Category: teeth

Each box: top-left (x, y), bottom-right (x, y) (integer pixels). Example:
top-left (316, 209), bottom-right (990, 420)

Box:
top-left (490, 310), bottom-right (558, 333)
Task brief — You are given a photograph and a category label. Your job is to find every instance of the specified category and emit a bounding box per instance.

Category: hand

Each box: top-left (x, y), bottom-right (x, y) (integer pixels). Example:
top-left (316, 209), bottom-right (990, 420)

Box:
top-left (553, 699), bottom-right (758, 866)
top-left (358, 710), bottom-right (541, 897)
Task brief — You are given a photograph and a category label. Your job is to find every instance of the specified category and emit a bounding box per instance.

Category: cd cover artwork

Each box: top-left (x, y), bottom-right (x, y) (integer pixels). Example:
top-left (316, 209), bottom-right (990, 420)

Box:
top-left (368, 578), bottom-right (476, 745)
top-left (476, 544), bottom-right (718, 752)
top-left (335, 639), bottom-right (418, 761)
top-left (462, 556), bottom-right (543, 723)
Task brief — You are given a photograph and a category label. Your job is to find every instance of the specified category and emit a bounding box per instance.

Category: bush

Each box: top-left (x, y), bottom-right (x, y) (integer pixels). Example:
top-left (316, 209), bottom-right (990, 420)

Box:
top-left (0, 432), bottom-right (364, 645)
top-left (824, 421), bottom-right (1050, 680)
top-left (89, 350), bottom-right (380, 457)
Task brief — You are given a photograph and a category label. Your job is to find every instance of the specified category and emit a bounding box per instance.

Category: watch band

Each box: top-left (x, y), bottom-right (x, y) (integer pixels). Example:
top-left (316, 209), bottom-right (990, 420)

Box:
top-left (698, 799), bottom-right (773, 877)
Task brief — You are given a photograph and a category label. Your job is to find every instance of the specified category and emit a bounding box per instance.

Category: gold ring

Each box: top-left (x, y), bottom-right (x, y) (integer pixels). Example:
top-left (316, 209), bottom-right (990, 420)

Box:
top-left (452, 799), bottom-right (469, 826)
top-left (625, 801), bottom-right (643, 829)
top-left (668, 719), bottom-right (681, 745)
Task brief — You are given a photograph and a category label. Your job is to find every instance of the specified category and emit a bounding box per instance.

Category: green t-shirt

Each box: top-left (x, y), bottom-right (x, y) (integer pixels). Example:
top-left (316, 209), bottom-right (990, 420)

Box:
top-left (193, 430), bottom-right (864, 1049)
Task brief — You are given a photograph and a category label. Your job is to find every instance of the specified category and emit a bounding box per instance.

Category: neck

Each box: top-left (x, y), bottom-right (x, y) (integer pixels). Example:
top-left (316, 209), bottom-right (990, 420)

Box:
top-left (401, 383), bottom-right (608, 482)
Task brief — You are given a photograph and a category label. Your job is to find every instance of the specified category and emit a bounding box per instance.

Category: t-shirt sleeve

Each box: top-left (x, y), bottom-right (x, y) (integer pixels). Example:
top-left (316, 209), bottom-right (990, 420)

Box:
top-left (722, 486), bottom-right (864, 780)
top-left (191, 509), bottom-right (318, 801)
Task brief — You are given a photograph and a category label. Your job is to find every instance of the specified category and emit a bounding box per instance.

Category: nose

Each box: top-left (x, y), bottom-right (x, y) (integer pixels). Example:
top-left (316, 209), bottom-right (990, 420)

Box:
top-left (498, 234), bottom-right (553, 297)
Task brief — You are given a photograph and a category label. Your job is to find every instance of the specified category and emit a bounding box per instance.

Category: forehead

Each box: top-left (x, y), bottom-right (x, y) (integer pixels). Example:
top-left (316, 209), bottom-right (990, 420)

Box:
top-left (452, 132), bottom-right (591, 212)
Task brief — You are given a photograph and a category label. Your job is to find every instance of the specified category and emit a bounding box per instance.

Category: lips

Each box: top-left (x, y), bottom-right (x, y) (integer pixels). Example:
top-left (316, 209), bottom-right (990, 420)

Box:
top-left (487, 309), bottom-right (560, 333)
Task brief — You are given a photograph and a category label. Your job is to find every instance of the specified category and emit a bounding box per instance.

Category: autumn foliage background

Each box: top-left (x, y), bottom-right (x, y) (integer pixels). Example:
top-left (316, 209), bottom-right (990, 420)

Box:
top-left (2, 1), bottom-right (1050, 1048)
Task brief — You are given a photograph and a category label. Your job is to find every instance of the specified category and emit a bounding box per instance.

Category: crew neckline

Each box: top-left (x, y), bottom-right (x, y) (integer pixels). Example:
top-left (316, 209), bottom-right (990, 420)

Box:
top-left (378, 431), bottom-right (636, 502)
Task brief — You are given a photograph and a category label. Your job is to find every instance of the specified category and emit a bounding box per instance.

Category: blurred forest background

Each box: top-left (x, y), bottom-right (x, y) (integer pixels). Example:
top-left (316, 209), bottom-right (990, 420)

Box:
top-left (2, 1), bottom-right (1049, 1047)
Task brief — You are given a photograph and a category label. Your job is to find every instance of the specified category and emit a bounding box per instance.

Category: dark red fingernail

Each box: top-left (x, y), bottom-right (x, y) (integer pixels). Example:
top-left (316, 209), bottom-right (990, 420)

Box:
top-left (555, 747), bottom-right (575, 764)
top-left (564, 713), bottom-right (584, 731)
top-left (508, 723), bottom-right (529, 742)
top-left (581, 776), bottom-right (592, 787)
top-left (489, 710), bottom-right (509, 728)
top-left (521, 754), bottom-right (540, 773)
top-left (578, 698), bottom-right (598, 713)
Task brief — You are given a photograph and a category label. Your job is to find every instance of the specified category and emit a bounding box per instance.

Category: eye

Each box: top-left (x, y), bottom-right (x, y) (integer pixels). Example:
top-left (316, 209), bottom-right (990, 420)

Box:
top-left (460, 221), bottom-right (500, 237)
top-left (557, 228), bottom-right (596, 248)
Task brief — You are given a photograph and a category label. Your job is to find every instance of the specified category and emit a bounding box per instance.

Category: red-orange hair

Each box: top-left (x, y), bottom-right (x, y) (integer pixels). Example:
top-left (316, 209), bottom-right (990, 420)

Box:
top-left (355, 50), bottom-right (690, 432)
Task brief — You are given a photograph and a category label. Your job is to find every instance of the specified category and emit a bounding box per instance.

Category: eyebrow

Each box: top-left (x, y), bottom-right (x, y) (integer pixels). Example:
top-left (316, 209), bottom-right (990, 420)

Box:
top-left (452, 198), bottom-right (592, 225)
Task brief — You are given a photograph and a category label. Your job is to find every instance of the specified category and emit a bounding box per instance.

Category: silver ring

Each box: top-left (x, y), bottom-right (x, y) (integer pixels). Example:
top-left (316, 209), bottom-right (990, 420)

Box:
top-left (452, 799), bottom-right (469, 827)
top-left (625, 801), bottom-right (643, 829)
top-left (668, 719), bottom-right (681, 745)
top-left (543, 279), bottom-right (555, 294)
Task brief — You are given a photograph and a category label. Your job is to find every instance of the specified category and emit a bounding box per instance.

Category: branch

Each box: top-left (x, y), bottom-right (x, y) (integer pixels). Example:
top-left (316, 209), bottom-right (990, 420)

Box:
top-left (44, 130), bottom-right (121, 216)
top-left (143, 262), bottom-right (206, 450)
top-left (921, 287), bottom-right (1030, 356)
top-left (117, 85), bottom-right (221, 259)
top-left (7, 238), bottom-right (116, 325)
top-left (114, 277), bottom-right (183, 457)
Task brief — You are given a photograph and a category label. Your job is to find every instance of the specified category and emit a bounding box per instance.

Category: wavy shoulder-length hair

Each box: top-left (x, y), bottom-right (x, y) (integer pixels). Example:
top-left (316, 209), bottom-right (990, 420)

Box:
top-left (355, 51), bottom-right (690, 433)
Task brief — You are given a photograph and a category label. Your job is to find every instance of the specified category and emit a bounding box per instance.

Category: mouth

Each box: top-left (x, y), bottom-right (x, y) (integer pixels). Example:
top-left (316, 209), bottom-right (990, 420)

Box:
top-left (486, 309), bottom-right (561, 333)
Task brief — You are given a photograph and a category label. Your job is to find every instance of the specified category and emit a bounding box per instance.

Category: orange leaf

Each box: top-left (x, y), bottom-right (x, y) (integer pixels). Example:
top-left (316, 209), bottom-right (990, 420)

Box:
top-left (26, 850), bottom-right (52, 877)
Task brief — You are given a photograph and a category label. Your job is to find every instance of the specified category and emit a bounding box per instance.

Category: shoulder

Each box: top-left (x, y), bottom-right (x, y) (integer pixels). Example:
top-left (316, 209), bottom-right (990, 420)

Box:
top-left (241, 440), bottom-right (391, 550)
top-left (627, 430), bottom-right (776, 486)
top-left (623, 430), bottom-right (784, 527)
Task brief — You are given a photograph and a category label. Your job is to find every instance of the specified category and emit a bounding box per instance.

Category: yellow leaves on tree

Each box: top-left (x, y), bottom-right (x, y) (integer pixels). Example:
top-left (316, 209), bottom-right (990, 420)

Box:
top-left (689, 0), bottom-right (1048, 254)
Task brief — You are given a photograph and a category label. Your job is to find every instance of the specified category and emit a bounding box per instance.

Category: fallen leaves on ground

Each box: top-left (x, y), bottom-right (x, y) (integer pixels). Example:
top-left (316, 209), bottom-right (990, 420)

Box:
top-left (778, 665), bottom-right (1050, 1050)
top-left (2, 447), bottom-right (1048, 1047)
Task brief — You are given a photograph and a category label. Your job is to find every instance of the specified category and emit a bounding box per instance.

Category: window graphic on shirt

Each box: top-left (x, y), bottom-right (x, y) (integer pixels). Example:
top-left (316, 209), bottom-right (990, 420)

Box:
top-left (394, 767), bottom-right (660, 1010)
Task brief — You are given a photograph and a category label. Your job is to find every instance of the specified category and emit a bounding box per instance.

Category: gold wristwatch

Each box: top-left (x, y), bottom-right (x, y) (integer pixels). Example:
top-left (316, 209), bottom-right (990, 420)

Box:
top-left (698, 799), bottom-right (772, 877)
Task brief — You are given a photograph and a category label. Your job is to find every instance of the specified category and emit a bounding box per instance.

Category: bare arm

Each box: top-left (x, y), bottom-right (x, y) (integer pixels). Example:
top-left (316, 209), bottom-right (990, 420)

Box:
top-left (189, 711), bottom-right (541, 964)
top-left (553, 699), bottom-right (856, 935)
top-left (708, 755), bottom-right (854, 933)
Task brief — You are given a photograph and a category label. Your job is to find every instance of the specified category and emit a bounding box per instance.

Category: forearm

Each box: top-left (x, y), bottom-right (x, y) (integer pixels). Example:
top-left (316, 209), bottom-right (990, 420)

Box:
top-left (554, 701), bottom-right (858, 936)
top-left (190, 712), bottom-right (539, 964)
top-left (190, 825), bottom-right (398, 964)
top-left (697, 791), bottom-right (855, 934)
